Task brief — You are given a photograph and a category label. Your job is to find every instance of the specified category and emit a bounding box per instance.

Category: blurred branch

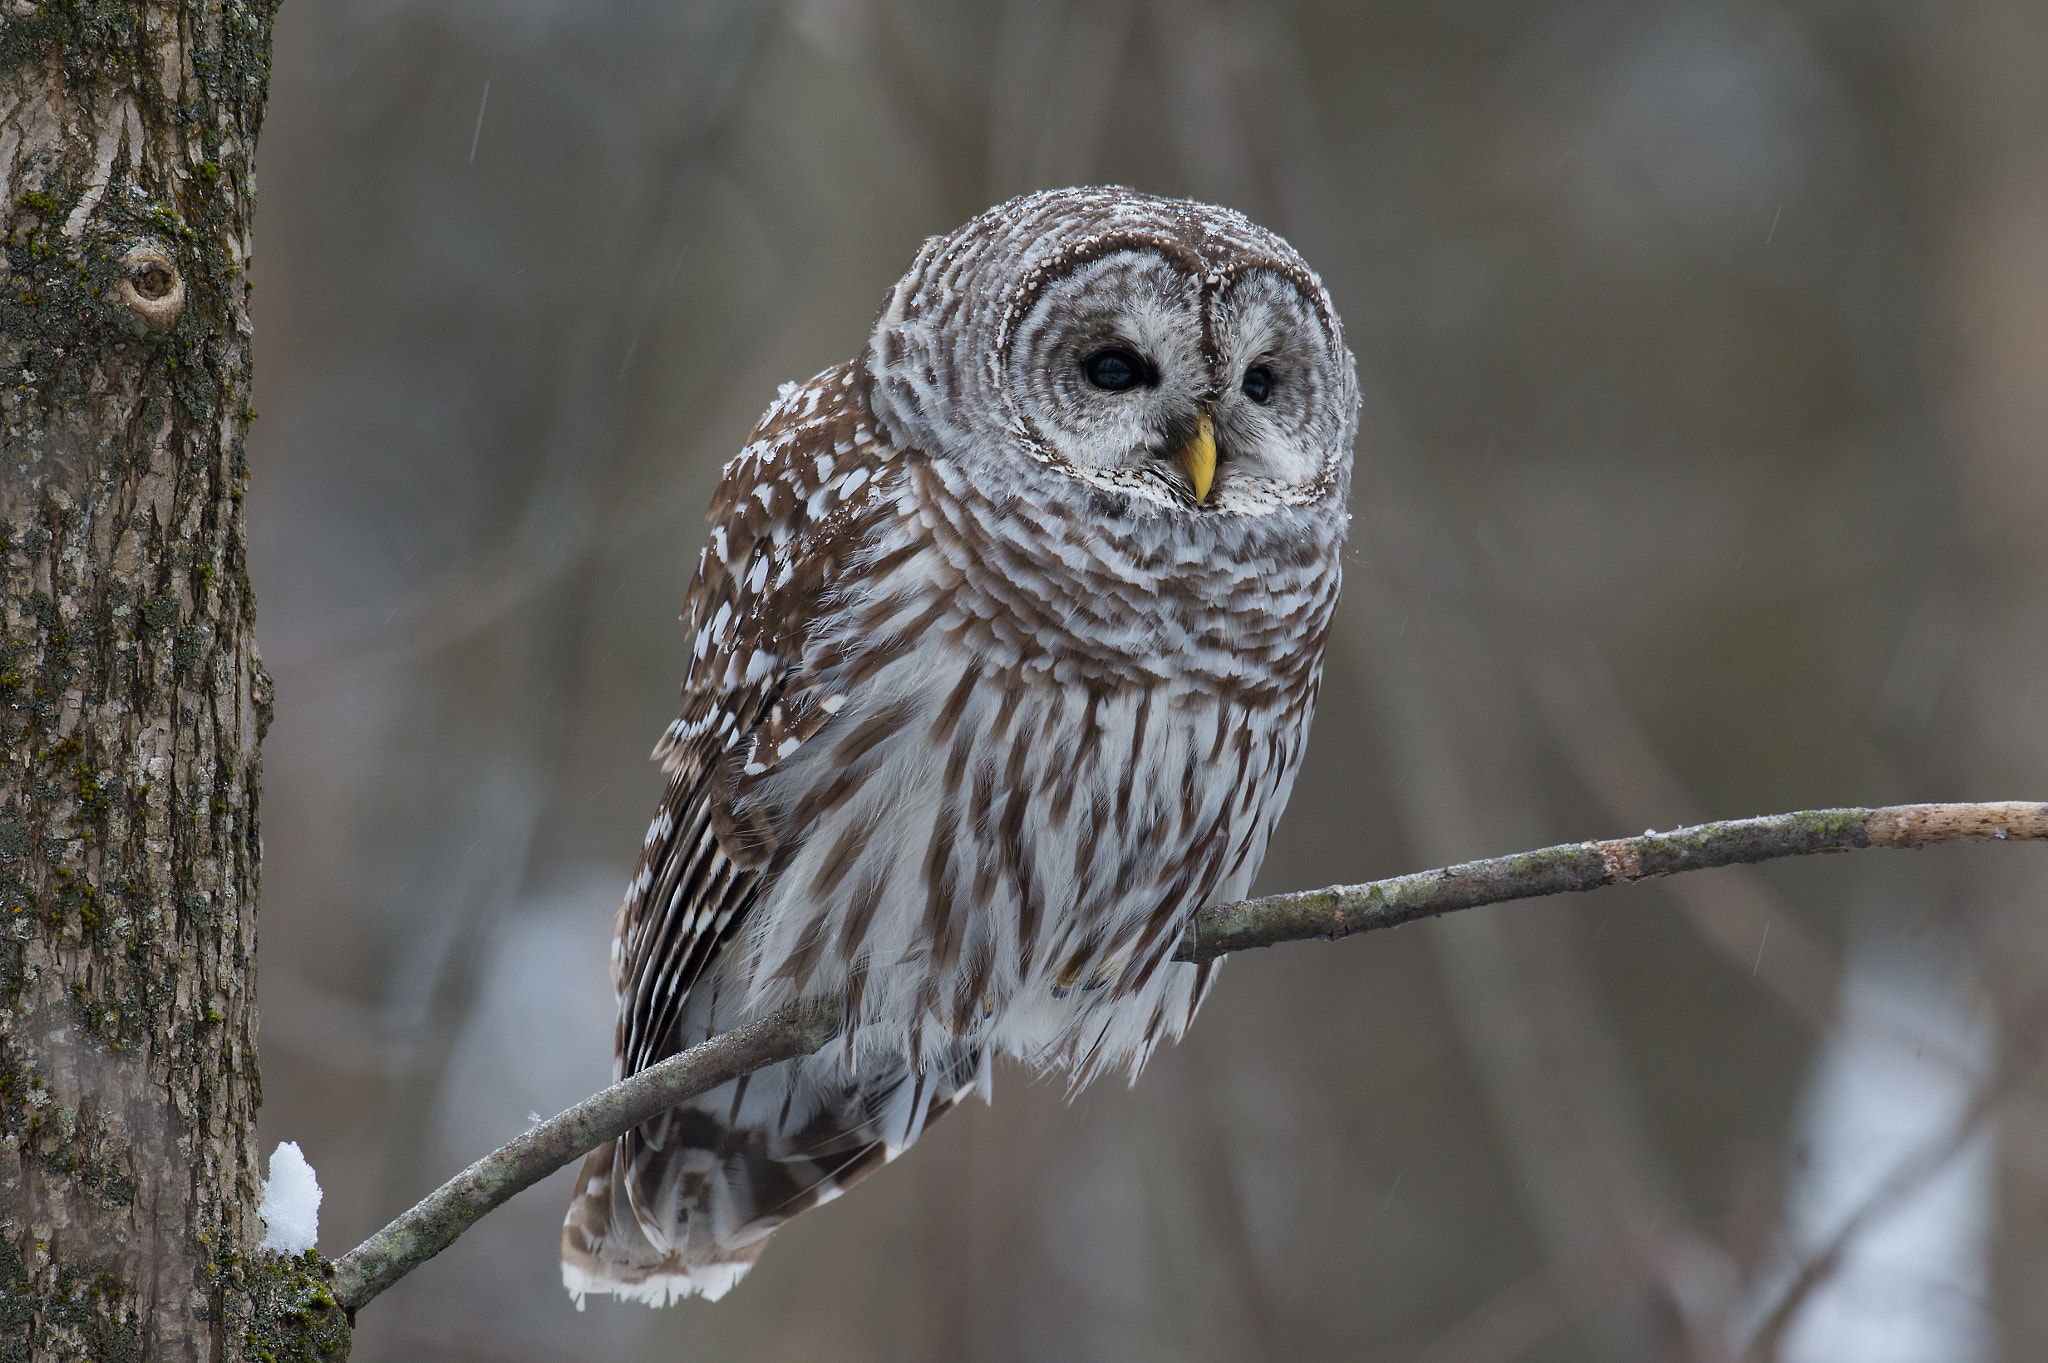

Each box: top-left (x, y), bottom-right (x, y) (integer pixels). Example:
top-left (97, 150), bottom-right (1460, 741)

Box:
top-left (1734, 978), bottom-right (2048, 1360)
top-left (1737, 1037), bottom-right (2014, 1362)
top-left (329, 800), bottom-right (2047, 1316)
top-left (1405, 1242), bottom-right (1670, 1363)
top-left (1145, 1048), bottom-right (1292, 1362)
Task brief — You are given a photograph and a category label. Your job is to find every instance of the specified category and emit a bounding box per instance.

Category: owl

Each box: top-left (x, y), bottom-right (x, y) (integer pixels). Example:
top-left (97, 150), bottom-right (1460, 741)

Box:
top-left (562, 187), bottom-right (1357, 1305)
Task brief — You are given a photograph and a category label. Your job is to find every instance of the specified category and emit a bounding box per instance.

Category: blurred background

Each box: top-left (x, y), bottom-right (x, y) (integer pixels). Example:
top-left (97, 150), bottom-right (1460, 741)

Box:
top-left (245, 1), bottom-right (2048, 1359)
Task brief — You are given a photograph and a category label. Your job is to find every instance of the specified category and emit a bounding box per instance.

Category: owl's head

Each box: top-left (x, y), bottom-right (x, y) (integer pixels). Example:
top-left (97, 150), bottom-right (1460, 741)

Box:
top-left (866, 188), bottom-right (1357, 517)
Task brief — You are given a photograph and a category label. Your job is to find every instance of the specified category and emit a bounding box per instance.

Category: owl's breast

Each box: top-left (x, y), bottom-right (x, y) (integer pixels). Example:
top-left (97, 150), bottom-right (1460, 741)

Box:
top-left (739, 579), bottom-right (1321, 1084)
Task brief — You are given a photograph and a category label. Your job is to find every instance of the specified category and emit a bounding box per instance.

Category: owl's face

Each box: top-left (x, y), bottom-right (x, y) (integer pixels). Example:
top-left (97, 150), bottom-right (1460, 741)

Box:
top-left (868, 188), bottom-right (1356, 519)
top-left (1004, 249), bottom-right (1341, 509)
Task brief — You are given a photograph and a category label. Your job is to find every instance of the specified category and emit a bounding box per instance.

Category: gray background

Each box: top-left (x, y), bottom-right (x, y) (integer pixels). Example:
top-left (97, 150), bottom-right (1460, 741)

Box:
top-left (247, 2), bottom-right (2048, 1359)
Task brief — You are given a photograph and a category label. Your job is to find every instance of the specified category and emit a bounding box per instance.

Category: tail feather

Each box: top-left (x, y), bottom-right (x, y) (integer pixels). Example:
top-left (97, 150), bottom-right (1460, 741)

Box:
top-left (561, 1044), bottom-right (981, 1306)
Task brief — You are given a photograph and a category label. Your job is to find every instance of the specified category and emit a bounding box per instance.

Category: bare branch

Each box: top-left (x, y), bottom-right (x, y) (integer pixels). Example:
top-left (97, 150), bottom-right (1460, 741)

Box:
top-left (330, 801), bottom-right (2047, 1314)
top-left (330, 1001), bottom-right (840, 1313)
top-left (1175, 802), bottom-right (2048, 963)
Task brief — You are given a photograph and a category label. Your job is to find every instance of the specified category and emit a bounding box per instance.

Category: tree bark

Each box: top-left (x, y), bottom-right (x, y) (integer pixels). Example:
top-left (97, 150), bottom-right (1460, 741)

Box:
top-left (0, 5), bottom-right (338, 1360)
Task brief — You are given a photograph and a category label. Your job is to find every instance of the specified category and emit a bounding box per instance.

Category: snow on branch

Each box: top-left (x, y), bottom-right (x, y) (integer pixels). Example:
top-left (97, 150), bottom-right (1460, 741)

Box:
top-left (328, 801), bottom-right (2048, 1314)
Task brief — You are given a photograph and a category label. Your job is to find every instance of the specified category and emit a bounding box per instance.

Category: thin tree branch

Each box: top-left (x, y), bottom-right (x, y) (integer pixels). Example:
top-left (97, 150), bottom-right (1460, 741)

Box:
top-left (329, 800), bottom-right (2047, 1314)
top-left (1175, 802), bottom-right (2048, 963)
top-left (330, 1001), bottom-right (840, 1313)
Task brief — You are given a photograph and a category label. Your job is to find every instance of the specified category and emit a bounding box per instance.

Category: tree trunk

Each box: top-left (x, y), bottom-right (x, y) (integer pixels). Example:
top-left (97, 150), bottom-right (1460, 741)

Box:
top-left (1, 5), bottom-right (340, 1359)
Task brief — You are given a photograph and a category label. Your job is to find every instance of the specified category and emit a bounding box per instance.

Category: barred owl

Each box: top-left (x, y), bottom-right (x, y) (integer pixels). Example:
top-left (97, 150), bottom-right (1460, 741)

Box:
top-left (562, 187), bottom-right (1357, 1305)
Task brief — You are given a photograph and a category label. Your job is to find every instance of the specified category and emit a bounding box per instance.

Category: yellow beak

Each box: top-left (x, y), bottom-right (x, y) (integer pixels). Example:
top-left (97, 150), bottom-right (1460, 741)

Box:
top-left (1180, 411), bottom-right (1217, 503)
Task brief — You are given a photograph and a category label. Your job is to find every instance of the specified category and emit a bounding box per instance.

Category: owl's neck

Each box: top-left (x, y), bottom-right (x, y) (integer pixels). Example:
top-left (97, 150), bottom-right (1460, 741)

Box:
top-left (899, 453), bottom-right (1345, 698)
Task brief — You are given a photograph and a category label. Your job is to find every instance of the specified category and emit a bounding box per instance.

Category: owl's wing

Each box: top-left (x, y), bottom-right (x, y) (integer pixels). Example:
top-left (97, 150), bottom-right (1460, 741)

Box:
top-left (615, 357), bottom-right (895, 1078)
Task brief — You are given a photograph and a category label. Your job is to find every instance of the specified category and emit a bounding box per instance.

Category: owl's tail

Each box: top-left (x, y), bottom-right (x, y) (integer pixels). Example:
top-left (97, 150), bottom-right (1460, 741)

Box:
top-left (560, 1043), bottom-right (984, 1306)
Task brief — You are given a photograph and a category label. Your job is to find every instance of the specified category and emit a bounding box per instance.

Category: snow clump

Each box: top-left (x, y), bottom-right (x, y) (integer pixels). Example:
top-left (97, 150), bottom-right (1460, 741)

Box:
top-left (258, 1141), bottom-right (322, 1255)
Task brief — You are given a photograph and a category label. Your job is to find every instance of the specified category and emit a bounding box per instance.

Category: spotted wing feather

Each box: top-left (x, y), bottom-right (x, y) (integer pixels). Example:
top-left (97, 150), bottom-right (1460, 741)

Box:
top-left (563, 360), bottom-right (904, 1304)
top-left (617, 358), bottom-right (891, 1074)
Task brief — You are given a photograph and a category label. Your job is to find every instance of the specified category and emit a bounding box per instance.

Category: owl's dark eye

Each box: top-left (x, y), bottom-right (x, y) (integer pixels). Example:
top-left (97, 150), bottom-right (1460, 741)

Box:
top-left (1083, 347), bottom-right (1149, 392)
top-left (1241, 364), bottom-right (1274, 404)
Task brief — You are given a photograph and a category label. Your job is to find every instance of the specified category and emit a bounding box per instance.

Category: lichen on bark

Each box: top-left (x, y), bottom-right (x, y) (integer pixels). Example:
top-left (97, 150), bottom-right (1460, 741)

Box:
top-left (0, 3), bottom-right (316, 1359)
